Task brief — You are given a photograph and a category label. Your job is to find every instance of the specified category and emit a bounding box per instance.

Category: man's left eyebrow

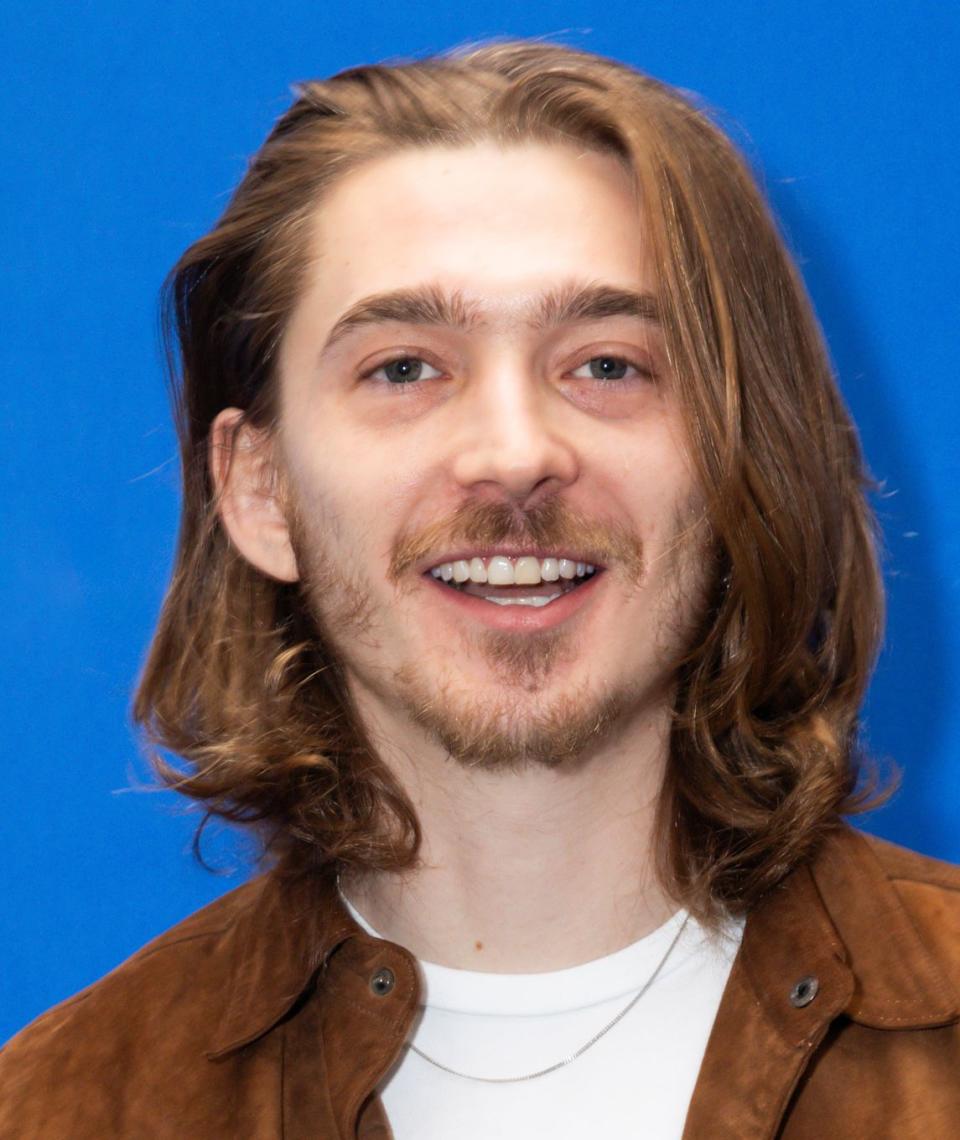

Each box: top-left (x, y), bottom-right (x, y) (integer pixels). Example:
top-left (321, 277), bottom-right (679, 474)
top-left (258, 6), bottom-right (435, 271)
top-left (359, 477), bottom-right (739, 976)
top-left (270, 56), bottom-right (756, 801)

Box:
top-left (531, 282), bottom-right (661, 330)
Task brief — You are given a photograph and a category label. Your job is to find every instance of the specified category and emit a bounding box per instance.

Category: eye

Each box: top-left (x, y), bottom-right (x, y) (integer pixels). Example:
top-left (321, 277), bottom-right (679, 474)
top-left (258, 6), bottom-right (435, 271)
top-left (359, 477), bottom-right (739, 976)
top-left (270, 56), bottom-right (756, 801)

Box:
top-left (366, 356), bottom-right (443, 385)
top-left (569, 355), bottom-right (650, 382)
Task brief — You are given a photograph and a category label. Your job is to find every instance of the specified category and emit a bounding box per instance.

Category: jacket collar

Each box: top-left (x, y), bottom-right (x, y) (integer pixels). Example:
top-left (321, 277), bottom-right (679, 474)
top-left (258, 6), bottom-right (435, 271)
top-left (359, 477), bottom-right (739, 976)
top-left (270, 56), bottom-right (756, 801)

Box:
top-left (205, 825), bottom-right (958, 1059)
top-left (207, 868), bottom-right (362, 1059)
top-left (682, 827), bottom-right (958, 1139)
top-left (807, 826), bottom-right (958, 1027)
top-left (738, 825), bottom-right (958, 1037)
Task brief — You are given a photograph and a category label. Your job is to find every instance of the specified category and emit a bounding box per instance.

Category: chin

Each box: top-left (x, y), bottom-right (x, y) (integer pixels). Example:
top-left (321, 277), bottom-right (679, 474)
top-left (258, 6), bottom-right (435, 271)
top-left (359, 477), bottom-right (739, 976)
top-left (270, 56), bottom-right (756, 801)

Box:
top-left (396, 660), bottom-right (644, 771)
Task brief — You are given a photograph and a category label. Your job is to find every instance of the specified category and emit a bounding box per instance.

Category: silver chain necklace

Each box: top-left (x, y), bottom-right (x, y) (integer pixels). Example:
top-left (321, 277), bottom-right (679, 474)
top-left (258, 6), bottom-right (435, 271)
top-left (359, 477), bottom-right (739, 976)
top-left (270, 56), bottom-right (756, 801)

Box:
top-left (408, 912), bottom-right (690, 1084)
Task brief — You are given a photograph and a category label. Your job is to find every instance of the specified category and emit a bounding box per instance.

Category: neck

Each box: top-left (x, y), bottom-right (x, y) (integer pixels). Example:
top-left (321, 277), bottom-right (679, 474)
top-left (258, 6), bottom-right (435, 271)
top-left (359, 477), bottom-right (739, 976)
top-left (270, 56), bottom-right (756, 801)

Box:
top-left (342, 704), bottom-right (676, 973)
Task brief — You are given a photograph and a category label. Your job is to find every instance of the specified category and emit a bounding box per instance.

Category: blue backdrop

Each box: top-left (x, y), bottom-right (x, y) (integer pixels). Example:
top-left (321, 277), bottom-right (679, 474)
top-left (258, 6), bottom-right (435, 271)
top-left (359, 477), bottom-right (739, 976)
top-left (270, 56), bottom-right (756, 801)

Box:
top-left (2, 0), bottom-right (958, 1043)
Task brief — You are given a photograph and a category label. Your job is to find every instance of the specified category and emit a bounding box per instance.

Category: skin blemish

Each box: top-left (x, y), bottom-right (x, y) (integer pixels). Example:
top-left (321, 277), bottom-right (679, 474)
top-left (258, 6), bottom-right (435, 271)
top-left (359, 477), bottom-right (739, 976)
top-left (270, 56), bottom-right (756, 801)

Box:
top-left (474, 940), bottom-right (484, 951)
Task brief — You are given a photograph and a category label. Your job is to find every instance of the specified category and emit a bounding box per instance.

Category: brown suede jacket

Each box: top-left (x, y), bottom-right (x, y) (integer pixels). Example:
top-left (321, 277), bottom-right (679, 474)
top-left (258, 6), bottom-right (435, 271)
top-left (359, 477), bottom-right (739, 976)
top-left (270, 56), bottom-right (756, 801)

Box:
top-left (1, 826), bottom-right (959, 1138)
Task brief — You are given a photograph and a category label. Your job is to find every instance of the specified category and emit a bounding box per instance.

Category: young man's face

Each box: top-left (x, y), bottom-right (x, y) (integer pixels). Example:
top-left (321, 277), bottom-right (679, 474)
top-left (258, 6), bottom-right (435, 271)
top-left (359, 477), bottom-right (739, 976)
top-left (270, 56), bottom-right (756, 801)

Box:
top-left (257, 141), bottom-right (710, 766)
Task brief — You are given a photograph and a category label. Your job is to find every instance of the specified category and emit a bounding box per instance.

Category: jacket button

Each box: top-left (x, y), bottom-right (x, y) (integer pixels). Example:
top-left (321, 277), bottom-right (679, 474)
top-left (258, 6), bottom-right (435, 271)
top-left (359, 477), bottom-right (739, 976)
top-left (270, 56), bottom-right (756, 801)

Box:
top-left (370, 967), bottom-right (396, 996)
top-left (789, 975), bottom-right (819, 1008)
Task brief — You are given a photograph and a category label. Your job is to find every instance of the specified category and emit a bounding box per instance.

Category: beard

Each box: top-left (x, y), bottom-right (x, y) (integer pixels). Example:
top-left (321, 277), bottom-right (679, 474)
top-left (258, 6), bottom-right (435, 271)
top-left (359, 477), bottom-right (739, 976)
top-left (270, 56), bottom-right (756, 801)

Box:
top-left (391, 646), bottom-right (653, 770)
top-left (286, 495), bottom-right (707, 773)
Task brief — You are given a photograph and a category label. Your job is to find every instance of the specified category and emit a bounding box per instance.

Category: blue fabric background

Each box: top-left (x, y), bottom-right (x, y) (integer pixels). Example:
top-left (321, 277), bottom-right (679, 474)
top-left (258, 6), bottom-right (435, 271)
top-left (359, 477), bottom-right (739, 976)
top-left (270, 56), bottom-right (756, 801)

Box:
top-left (2, 1), bottom-right (957, 1042)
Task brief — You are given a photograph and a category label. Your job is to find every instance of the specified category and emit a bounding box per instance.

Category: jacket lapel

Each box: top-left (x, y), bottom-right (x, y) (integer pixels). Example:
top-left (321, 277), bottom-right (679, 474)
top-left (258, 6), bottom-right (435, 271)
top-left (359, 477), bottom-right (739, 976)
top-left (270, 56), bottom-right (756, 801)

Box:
top-left (809, 828), bottom-right (958, 1028)
top-left (681, 859), bottom-right (854, 1139)
top-left (206, 871), bottom-right (352, 1060)
top-left (682, 826), bottom-right (959, 1139)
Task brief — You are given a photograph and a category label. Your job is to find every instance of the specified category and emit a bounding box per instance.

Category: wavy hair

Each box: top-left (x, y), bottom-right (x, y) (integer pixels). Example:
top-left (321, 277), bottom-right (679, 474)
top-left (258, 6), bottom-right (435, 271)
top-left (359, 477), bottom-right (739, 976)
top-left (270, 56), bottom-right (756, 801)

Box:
top-left (134, 39), bottom-right (887, 921)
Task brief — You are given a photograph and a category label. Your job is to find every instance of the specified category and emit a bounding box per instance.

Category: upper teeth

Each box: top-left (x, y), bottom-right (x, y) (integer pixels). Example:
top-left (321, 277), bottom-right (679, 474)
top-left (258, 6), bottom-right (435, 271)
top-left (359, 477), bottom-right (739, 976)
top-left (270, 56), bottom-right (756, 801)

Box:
top-left (429, 556), bottom-right (596, 586)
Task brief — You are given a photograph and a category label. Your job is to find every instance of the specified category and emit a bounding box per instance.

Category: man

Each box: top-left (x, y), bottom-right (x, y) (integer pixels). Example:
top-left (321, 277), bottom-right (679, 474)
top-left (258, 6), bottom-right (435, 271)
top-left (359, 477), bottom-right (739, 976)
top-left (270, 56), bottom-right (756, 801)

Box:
top-left (1, 38), bottom-right (958, 1139)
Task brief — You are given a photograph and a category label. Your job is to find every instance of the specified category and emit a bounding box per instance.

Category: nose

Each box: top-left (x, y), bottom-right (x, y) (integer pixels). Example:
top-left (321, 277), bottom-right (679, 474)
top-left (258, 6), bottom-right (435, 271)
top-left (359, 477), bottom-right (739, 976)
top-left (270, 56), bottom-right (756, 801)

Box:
top-left (448, 366), bottom-right (580, 504)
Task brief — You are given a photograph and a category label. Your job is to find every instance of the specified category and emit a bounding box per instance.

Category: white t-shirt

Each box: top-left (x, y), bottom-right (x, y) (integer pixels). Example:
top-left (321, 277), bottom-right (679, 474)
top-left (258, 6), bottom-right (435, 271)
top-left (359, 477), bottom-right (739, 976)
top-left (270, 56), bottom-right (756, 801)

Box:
top-left (343, 899), bottom-right (744, 1140)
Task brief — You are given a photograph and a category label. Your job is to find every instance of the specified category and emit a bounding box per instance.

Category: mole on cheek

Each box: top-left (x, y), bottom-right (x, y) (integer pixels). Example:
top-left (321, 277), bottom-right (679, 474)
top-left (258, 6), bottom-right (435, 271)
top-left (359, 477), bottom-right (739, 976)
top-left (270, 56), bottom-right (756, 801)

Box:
top-left (474, 940), bottom-right (483, 951)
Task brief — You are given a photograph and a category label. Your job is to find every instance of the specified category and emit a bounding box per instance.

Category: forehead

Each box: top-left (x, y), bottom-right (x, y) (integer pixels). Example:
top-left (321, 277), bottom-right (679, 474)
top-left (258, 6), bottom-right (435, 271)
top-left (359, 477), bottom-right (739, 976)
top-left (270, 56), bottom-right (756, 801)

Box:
top-left (297, 141), bottom-right (651, 324)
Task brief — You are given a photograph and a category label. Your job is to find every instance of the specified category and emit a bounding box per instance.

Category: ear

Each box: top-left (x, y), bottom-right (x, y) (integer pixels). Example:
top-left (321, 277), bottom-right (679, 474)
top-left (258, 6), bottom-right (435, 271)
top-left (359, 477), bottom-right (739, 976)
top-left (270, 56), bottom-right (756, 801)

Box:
top-left (208, 408), bottom-right (299, 583)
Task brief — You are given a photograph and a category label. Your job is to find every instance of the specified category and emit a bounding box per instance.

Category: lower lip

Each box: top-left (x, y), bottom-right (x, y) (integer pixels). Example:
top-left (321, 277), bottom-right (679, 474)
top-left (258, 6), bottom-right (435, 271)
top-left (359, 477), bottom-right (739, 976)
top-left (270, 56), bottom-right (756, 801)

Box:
top-left (422, 572), bottom-right (603, 632)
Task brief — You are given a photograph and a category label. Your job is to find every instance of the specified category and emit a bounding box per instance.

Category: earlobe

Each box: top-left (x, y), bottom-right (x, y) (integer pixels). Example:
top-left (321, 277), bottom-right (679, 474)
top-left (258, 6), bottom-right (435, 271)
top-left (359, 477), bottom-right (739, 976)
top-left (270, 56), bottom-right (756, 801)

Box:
top-left (208, 408), bottom-right (300, 583)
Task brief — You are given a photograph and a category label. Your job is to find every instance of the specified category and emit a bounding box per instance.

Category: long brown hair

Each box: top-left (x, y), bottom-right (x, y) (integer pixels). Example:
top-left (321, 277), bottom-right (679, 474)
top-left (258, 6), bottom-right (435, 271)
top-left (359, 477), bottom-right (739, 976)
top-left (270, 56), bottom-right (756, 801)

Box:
top-left (134, 39), bottom-right (886, 921)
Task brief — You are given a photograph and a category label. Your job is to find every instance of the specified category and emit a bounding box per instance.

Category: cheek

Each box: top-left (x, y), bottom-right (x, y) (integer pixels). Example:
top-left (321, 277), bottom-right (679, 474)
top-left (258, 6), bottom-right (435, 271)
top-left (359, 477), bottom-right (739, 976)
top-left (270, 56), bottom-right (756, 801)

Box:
top-left (283, 472), bottom-right (389, 647)
top-left (283, 448), bottom-right (416, 596)
top-left (612, 448), bottom-right (707, 612)
top-left (618, 447), bottom-right (701, 539)
top-left (284, 465), bottom-right (346, 553)
top-left (284, 394), bottom-right (425, 530)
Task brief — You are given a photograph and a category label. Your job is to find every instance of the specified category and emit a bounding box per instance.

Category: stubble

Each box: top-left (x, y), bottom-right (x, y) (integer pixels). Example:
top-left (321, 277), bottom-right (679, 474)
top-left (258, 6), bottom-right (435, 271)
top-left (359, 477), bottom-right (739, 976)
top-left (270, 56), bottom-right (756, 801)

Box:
top-left (286, 491), bottom-right (711, 773)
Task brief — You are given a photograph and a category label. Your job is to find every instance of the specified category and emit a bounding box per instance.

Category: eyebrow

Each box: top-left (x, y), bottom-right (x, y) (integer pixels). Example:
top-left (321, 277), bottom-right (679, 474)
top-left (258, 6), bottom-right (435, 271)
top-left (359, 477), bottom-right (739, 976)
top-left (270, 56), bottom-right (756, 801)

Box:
top-left (319, 281), bottom-right (661, 354)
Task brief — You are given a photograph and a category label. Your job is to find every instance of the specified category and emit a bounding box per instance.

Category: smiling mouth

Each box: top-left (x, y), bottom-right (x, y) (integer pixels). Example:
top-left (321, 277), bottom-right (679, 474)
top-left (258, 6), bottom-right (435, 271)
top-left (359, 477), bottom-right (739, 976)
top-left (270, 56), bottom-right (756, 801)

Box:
top-left (427, 554), bottom-right (599, 607)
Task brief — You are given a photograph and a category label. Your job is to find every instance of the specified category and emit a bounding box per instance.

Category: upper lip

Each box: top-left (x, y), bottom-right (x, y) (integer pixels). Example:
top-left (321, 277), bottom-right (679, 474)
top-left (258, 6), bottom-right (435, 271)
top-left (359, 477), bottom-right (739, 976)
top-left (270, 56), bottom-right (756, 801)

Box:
top-left (420, 548), bottom-right (605, 574)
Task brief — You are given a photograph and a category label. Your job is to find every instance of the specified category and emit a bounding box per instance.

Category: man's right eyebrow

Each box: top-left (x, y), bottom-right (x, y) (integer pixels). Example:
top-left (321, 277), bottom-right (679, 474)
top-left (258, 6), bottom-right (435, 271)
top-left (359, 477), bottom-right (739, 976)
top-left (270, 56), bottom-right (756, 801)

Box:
top-left (320, 285), bottom-right (483, 353)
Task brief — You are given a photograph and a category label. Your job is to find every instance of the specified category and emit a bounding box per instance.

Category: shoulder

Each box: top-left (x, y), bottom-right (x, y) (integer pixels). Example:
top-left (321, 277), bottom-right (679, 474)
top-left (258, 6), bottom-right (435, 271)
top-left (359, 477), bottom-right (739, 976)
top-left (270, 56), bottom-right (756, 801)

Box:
top-left (811, 825), bottom-right (960, 994)
top-left (855, 828), bottom-right (960, 961)
top-left (0, 877), bottom-right (266, 1129)
top-left (4, 877), bottom-right (263, 1040)
top-left (0, 868), bottom-right (350, 1136)
top-left (863, 828), bottom-right (960, 893)
top-left (813, 823), bottom-right (960, 900)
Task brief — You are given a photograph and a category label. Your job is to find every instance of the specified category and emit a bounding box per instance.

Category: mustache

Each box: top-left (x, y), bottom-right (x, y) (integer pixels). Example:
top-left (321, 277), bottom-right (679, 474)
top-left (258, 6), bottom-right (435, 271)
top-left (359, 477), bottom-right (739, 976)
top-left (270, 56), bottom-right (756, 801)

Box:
top-left (389, 498), bottom-right (645, 583)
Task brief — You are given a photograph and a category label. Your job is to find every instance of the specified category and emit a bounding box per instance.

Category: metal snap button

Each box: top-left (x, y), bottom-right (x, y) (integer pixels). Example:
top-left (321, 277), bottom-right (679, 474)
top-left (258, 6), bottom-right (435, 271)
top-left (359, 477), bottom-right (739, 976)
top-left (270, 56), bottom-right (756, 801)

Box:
top-left (789, 975), bottom-right (819, 1008)
top-left (370, 967), bottom-right (396, 996)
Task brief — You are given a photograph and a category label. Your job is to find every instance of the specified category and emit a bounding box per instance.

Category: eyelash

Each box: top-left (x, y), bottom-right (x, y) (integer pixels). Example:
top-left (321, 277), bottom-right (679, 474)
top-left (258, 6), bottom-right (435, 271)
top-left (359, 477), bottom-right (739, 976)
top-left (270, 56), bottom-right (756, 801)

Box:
top-left (362, 355), bottom-right (444, 387)
top-left (360, 352), bottom-right (655, 389)
top-left (569, 356), bottom-right (656, 385)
